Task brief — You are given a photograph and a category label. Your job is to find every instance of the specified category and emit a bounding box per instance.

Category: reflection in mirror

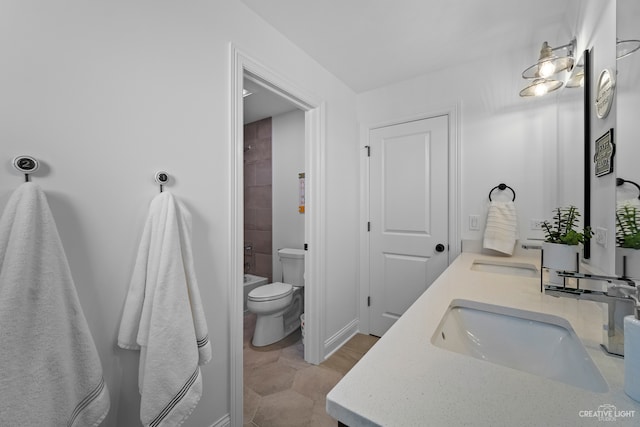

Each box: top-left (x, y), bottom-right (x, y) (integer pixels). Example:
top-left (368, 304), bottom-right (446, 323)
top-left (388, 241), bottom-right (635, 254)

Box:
top-left (616, 0), bottom-right (640, 276)
top-left (557, 50), bottom-right (588, 257)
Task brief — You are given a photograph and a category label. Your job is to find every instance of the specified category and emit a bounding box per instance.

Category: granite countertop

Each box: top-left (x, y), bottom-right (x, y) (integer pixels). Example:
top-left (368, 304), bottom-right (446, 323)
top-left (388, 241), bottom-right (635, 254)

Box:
top-left (326, 252), bottom-right (640, 426)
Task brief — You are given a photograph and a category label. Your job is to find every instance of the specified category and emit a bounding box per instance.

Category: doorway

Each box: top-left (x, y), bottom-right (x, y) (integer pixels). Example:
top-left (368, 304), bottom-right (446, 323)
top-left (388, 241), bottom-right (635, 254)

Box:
top-left (230, 46), bottom-right (327, 426)
top-left (242, 77), bottom-right (304, 283)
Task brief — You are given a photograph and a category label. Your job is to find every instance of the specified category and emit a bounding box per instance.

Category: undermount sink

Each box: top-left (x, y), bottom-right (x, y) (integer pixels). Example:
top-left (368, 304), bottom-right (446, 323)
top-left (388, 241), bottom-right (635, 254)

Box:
top-left (471, 259), bottom-right (538, 277)
top-left (431, 299), bottom-right (608, 393)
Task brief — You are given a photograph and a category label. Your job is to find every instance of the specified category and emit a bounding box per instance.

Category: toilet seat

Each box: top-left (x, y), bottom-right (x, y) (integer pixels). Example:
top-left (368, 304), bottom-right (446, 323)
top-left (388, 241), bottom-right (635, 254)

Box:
top-left (248, 282), bottom-right (293, 302)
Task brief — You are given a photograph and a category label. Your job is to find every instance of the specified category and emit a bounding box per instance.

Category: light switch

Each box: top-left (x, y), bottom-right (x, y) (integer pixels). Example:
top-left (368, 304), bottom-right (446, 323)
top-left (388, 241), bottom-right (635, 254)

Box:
top-left (469, 215), bottom-right (479, 231)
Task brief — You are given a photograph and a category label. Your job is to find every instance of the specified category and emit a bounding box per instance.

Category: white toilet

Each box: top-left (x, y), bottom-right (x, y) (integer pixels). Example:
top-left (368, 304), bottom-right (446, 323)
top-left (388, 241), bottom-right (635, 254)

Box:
top-left (247, 248), bottom-right (305, 347)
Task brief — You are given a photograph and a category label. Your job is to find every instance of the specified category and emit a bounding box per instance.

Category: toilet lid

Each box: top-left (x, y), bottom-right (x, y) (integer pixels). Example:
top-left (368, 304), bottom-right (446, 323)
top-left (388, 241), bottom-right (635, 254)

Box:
top-left (248, 282), bottom-right (293, 302)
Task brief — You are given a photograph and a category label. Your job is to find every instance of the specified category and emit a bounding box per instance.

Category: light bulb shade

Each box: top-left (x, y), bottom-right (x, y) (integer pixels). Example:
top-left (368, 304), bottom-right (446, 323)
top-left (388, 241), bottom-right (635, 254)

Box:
top-left (522, 56), bottom-right (574, 79)
top-left (538, 60), bottom-right (557, 78)
top-left (522, 41), bottom-right (574, 79)
top-left (536, 42), bottom-right (555, 77)
top-left (565, 69), bottom-right (585, 88)
top-left (519, 78), bottom-right (563, 97)
top-left (617, 39), bottom-right (640, 59)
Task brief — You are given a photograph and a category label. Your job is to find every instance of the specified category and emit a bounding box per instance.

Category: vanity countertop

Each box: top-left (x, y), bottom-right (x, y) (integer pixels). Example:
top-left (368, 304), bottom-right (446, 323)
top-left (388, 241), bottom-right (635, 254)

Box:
top-left (326, 252), bottom-right (640, 426)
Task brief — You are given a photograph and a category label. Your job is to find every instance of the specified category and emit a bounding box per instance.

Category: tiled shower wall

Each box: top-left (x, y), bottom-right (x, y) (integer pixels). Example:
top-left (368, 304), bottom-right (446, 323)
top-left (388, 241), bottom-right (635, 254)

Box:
top-left (244, 117), bottom-right (273, 282)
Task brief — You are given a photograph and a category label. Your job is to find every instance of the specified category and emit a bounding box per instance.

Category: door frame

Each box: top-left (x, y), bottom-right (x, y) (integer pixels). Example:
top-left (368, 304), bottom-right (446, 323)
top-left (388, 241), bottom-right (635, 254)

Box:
top-left (229, 44), bottom-right (327, 426)
top-left (358, 107), bottom-right (461, 334)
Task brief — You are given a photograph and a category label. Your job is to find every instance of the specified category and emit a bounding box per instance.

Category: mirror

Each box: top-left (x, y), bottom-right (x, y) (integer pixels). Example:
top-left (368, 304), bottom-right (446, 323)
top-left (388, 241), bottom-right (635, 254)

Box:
top-left (615, 0), bottom-right (640, 276)
top-left (557, 50), bottom-right (590, 258)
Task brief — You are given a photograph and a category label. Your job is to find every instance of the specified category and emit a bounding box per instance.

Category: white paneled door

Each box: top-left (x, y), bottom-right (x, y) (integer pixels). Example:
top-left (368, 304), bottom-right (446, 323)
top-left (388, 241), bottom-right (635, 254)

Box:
top-left (369, 115), bottom-right (449, 336)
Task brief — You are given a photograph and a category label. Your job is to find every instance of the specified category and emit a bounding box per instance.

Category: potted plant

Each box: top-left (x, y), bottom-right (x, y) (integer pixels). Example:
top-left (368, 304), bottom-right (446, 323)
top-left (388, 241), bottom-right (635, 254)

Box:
top-left (541, 206), bottom-right (592, 276)
top-left (615, 203), bottom-right (640, 278)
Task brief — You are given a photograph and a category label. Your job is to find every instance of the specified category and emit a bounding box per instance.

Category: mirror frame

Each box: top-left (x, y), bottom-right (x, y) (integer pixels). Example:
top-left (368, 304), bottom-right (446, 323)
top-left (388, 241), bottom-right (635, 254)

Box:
top-left (583, 49), bottom-right (592, 259)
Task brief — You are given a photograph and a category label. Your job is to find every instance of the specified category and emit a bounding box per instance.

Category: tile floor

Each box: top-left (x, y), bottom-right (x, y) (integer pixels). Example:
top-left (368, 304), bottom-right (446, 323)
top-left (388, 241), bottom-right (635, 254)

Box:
top-left (243, 313), bottom-right (379, 427)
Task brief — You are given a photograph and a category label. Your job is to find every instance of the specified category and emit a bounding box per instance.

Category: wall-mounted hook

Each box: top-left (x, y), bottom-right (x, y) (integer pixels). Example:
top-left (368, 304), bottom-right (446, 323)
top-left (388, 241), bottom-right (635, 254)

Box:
top-left (488, 183), bottom-right (516, 202)
top-left (617, 177), bottom-right (640, 199)
top-left (13, 155), bottom-right (39, 182)
top-left (155, 171), bottom-right (169, 193)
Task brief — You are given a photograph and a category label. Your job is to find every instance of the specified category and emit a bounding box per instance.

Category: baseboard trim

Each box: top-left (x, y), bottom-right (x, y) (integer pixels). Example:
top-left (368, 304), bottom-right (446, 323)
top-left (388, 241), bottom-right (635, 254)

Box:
top-left (323, 318), bottom-right (359, 361)
top-left (210, 413), bottom-right (231, 427)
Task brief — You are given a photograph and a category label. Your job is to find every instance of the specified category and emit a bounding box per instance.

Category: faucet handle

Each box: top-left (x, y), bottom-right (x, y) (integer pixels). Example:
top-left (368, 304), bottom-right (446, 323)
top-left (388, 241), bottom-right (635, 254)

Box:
top-left (609, 282), bottom-right (636, 295)
top-left (610, 283), bottom-right (640, 314)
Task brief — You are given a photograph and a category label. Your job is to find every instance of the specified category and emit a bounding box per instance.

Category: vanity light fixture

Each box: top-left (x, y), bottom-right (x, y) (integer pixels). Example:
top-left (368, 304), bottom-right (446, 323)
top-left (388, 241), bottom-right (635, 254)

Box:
top-left (617, 39), bottom-right (640, 60)
top-left (519, 38), bottom-right (576, 97)
top-left (522, 39), bottom-right (576, 79)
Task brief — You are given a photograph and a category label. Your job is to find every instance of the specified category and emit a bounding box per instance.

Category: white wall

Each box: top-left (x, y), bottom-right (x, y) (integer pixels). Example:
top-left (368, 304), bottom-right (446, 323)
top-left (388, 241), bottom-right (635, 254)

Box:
top-left (616, 38), bottom-right (640, 201)
top-left (356, 1), bottom-right (619, 277)
top-left (0, 1), bottom-right (359, 425)
top-left (556, 86), bottom-right (585, 210)
top-left (617, 0), bottom-right (640, 199)
top-left (272, 109), bottom-right (306, 281)
top-left (357, 49), bottom-right (559, 248)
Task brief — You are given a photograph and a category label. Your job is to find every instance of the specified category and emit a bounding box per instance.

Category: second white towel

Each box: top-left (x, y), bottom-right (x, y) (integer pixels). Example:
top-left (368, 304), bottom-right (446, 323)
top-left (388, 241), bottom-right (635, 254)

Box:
top-left (483, 201), bottom-right (518, 255)
top-left (118, 191), bottom-right (211, 427)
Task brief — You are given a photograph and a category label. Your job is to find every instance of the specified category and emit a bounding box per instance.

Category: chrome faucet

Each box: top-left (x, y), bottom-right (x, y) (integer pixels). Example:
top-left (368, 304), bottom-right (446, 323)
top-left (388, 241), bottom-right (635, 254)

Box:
top-left (544, 272), bottom-right (640, 357)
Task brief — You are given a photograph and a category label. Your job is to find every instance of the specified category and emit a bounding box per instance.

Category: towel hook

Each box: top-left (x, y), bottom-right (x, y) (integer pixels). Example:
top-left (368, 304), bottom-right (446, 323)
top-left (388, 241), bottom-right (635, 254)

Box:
top-left (488, 183), bottom-right (516, 202)
top-left (12, 155), bottom-right (39, 182)
top-left (155, 171), bottom-right (169, 193)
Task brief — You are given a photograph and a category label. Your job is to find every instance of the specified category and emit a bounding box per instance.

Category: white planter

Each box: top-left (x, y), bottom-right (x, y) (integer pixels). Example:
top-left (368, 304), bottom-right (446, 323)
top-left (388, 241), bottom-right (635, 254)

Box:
top-left (616, 247), bottom-right (640, 279)
top-left (542, 242), bottom-right (579, 272)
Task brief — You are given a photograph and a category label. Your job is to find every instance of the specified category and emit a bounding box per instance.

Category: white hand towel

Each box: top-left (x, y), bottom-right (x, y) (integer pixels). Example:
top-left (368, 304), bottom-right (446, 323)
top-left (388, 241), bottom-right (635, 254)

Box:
top-left (118, 191), bottom-right (211, 427)
top-left (483, 201), bottom-right (518, 255)
top-left (617, 197), bottom-right (640, 210)
top-left (0, 182), bottom-right (110, 427)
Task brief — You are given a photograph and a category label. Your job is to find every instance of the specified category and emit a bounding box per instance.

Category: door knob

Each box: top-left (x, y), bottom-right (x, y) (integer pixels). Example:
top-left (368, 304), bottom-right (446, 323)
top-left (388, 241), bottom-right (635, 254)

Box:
top-left (435, 243), bottom-right (445, 253)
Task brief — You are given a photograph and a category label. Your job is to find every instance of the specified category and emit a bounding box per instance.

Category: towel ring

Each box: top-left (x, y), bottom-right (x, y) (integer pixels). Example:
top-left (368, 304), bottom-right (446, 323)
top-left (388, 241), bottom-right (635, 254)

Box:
top-left (488, 183), bottom-right (516, 202)
top-left (13, 155), bottom-right (39, 182)
top-left (155, 171), bottom-right (169, 193)
top-left (617, 178), bottom-right (640, 199)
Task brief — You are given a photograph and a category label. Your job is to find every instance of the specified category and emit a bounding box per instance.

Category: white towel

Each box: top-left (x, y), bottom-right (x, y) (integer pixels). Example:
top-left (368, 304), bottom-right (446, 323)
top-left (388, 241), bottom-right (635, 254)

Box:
top-left (0, 182), bottom-right (110, 426)
top-left (617, 197), bottom-right (640, 210)
top-left (483, 201), bottom-right (518, 255)
top-left (118, 191), bottom-right (211, 427)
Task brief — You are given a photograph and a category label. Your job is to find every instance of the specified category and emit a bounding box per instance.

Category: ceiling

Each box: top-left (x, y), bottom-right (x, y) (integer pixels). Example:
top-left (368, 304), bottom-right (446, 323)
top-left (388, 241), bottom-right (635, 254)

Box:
top-left (243, 78), bottom-right (300, 124)
top-left (240, 0), bottom-right (576, 93)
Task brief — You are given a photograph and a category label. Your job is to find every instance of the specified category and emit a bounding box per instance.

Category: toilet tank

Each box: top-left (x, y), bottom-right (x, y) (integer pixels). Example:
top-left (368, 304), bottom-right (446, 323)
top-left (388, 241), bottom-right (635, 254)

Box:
top-left (278, 248), bottom-right (305, 286)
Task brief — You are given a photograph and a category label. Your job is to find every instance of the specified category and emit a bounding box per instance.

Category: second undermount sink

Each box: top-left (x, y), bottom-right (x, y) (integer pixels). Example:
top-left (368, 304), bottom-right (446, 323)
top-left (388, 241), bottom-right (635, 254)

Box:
top-left (471, 259), bottom-right (538, 277)
top-left (431, 299), bottom-right (608, 393)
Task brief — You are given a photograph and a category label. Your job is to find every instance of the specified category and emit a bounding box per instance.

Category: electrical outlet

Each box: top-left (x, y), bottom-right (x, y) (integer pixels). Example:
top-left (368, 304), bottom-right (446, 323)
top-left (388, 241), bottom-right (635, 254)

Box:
top-left (530, 219), bottom-right (545, 230)
top-left (469, 215), bottom-right (479, 230)
top-left (595, 227), bottom-right (608, 247)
